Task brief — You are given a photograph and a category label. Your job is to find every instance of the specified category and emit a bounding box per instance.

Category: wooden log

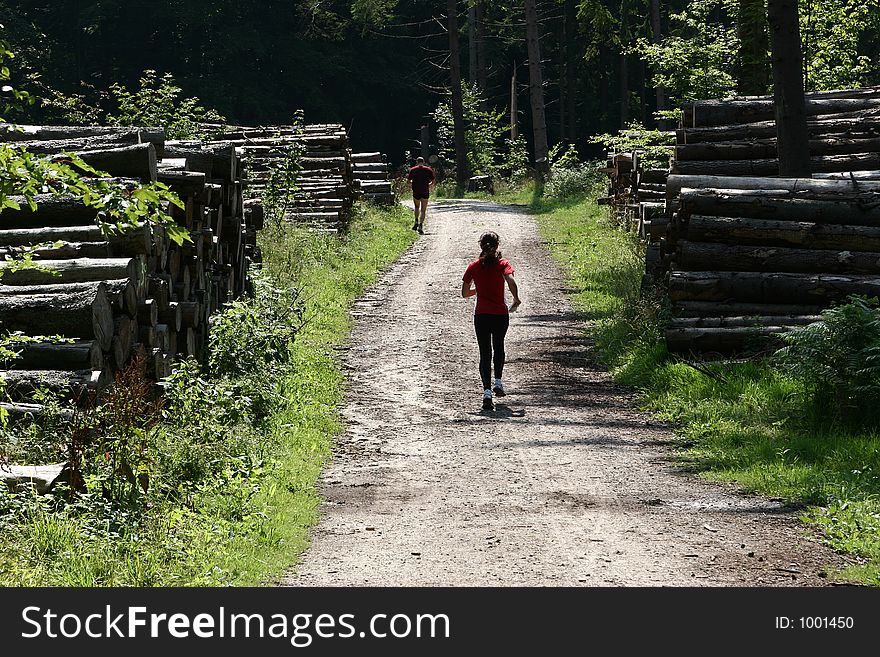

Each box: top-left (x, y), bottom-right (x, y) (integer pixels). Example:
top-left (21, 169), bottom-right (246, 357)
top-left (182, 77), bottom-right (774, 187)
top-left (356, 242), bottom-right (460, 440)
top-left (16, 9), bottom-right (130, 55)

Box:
top-left (0, 124), bottom-right (163, 146)
top-left (666, 174), bottom-right (880, 201)
top-left (682, 96), bottom-right (880, 128)
top-left (157, 301), bottom-right (182, 332)
top-left (0, 224), bottom-right (152, 255)
top-left (139, 325), bottom-right (157, 349)
top-left (0, 401), bottom-right (74, 423)
top-left (672, 152), bottom-right (880, 176)
top-left (111, 315), bottom-right (136, 370)
top-left (668, 270), bottom-right (880, 304)
top-left (665, 326), bottom-right (789, 353)
top-left (0, 285), bottom-right (114, 350)
top-left (670, 315), bottom-right (821, 328)
top-left (0, 256), bottom-right (145, 287)
top-left (0, 463), bottom-right (68, 494)
top-left (674, 240), bottom-right (880, 274)
top-left (138, 299), bottom-right (158, 327)
top-left (3, 340), bottom-right (104, 371)
top-left (685, 215), bottom-right (880, 252)
top-left (673, 301), bottom-right (825, 317)
top-left (55, 142), bottom-right (158, 182)
top-left (678, 188), bottom-right (880, 224)
top-left (0, 368), bottom-right (108, 402)
top-left (676, 136), bottom-right (880, 161)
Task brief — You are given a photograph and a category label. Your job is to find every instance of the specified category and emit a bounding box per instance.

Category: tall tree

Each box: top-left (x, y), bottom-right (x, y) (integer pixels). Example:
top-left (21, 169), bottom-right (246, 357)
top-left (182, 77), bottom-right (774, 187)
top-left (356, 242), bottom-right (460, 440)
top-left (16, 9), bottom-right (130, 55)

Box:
top-left (767, 0), bottom-right (810, 176)
top-left (619, 0), bottom-right (630, 127)
top-left (524, 0), bottom-right (549, 176)
top-left (560, 0), bottom-right (583, 144)
top-left (649, 0), bottom-right (668, 128)
top-left (448, 0), bottom-right (469, 186)
top-left (737, 0), bottom-right (770, 95)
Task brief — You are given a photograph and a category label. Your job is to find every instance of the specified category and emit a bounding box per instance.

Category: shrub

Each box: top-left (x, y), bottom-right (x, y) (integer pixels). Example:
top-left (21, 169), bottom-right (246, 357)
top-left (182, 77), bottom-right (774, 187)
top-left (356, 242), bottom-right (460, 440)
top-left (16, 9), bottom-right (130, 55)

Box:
top-left (108, 70), bottom-right (226, 140)
top-left (775, 296), bottom-right (880, 426)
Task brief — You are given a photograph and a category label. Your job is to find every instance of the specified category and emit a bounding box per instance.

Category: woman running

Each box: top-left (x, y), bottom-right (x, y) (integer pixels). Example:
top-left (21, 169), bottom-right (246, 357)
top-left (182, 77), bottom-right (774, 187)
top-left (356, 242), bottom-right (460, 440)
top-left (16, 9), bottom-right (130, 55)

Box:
top-left (461, 231), bottom-right (522, 410)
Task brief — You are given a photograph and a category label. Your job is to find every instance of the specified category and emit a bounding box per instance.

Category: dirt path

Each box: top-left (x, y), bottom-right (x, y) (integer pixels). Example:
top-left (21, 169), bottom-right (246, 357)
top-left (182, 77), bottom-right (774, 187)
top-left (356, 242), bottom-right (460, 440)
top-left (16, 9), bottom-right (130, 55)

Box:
top-left (283, 199), bottom-right (847, 586)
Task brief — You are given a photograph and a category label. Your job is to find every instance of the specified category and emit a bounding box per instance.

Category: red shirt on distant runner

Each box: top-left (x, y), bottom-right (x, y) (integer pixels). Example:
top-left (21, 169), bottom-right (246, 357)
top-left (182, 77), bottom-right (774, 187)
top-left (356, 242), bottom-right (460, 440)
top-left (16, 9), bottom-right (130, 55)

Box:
top-left (407, 164), bottom-right (435, 199)
top-left (462, 258), bottom-right (515, 315)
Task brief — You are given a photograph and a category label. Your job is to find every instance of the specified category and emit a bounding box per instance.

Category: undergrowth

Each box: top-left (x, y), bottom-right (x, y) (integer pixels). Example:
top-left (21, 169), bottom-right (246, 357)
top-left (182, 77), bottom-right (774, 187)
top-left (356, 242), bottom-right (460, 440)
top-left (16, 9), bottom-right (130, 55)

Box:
top-left (535, 195), bottom-right (880, 586)
top-left (0, 201), bottom-right (416, 585)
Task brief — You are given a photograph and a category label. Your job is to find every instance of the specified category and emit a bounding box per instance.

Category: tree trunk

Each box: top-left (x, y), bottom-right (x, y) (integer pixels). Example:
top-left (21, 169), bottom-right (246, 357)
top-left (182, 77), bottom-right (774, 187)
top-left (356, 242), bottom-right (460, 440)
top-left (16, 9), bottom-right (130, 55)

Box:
top-left (650, 0), bottom-right (668, 129)
top-left (682, 96), bottom-right (880, 128)
top-left (469, 5), bottom-right (478, 86)
top-left (564, 0), bottom-right (578, 140)
top-left (524, 0), bottom-right (550, 176)
top-left (679, 114), bottom-right (880, 144)
top-left (0, 368), bottom-right (109, 403)
top-left (55, 143), bottom-right (158, 182)
top-left (475, 2), bottom-right (488, 97)
top-left (737, 0), bottom-right (770, 95)
top-left (511, 64), bottom-right (519, 141)
top-left (676, 136), bottom-right (880, 161)
top-left (670, 314), bottom-right (820, 329)
top-left (448, 0), bottom-right (469, 187)
top-left (768, 0), bottom-right (809, 175)
top-left (685, 215), bottom-right (880, 252)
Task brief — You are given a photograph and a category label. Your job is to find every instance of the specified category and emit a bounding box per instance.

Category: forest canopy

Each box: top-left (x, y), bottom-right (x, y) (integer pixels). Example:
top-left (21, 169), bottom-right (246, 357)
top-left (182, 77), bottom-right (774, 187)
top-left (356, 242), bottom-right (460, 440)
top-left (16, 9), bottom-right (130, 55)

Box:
top-left (1, 1), bottom-right (879, 163)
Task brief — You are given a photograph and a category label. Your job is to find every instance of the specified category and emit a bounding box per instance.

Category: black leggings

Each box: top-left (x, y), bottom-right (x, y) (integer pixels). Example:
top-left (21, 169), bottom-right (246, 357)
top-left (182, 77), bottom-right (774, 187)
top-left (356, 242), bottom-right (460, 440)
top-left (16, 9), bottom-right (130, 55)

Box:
top-left (474, 313), bottom-right (510, 390)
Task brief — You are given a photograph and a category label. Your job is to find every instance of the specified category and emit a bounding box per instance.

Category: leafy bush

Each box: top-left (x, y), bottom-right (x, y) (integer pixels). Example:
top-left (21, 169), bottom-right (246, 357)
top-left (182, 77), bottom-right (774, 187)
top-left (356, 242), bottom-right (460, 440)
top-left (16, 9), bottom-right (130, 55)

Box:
top-left (433, 83), bottom-right (508, 178)
top-left (543, 145), bottom-right (604, 200)
top-left (775, 296), bottom-right (880, 426)
top-left (209, 269), bottom-right (305, 378)
top-left (589, 121), bottom-right (674, 169)
top-left (108, 70), bottom-right (226, 139)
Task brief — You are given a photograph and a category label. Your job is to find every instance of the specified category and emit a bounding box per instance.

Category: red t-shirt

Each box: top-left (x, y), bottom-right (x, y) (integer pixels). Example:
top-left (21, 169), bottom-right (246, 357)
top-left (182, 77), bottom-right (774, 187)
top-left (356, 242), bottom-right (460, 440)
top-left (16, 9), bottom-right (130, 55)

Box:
top-left (463, 258), bottom-right (514, 315)
top-left (407, 165), bottom-right (435, 197)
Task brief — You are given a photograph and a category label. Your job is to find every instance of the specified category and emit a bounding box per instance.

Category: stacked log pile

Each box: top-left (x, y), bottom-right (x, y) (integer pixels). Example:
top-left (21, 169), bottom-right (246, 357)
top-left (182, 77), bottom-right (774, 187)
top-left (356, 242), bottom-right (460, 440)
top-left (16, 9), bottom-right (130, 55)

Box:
top-left (0, 124), bottom-right (261, 412)
top-left (662, 175), bottom-right (880, 353)
top-left (350, 152), bottom-right (395, 204)
top-left (200, 123), bottom-right (356, 231)
top-left (675, 87), bottom-right (880, 177)
top-left (600, 150), bottom-right (671, 235)
top-left (644, 86), bottom-right (880, 354)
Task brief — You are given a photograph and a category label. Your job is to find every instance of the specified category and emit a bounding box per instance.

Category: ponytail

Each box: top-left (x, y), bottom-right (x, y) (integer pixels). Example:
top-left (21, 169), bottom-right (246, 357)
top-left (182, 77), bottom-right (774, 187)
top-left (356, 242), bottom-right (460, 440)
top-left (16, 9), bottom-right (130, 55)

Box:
top-left (478, 231), bottom-right (502, 267)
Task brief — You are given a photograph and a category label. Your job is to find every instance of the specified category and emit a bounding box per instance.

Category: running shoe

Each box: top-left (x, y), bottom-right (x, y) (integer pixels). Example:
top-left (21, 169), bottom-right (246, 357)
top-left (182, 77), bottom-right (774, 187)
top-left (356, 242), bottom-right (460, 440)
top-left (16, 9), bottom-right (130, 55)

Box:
top-left (493, 381), bottom-right (506, 397)
top-left (412, 222), bottom-right (419, 231)
top-left (417, 224), bottom-right (424, 234)
top-left (482, 390), bottom-right (494, 410)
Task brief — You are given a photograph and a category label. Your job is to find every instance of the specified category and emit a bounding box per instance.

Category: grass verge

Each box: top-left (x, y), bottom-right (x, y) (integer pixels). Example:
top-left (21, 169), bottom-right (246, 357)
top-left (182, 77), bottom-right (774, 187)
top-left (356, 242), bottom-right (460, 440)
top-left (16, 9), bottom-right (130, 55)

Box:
top-left (533, 195), bottom-right (880, 586)
top-left (0, 202), bottom-right (417, 585)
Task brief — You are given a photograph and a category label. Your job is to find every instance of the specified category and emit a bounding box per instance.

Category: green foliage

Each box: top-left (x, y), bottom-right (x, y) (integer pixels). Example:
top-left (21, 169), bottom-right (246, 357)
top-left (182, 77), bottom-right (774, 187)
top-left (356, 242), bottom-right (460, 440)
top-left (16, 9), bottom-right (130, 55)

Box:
top-left (263, 113), bottom-right (305, 225)
top-left (107, 70), bottom-right (226, 139)
top-left (433, 83), bottom-right (509, 178)
top-left (351, 0), bottom-right (399, 30)
top-left (802, 0), bottom-right (880, 91)
top-left (775, 296), bottom-right (880, 426)
top-left (633, 0), bottom-right (739, 102)
top-left (544, 145), bottom-right (601, 200)
top-left (209, 269), bottom-right (305, 378)
top-left (506, 136), bottom-right (530, 184)
top-left (589, 121), bottom-right (674, 169)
